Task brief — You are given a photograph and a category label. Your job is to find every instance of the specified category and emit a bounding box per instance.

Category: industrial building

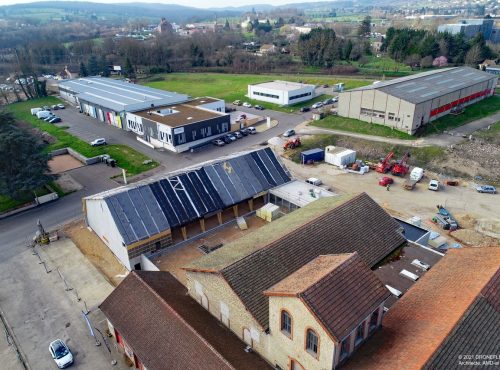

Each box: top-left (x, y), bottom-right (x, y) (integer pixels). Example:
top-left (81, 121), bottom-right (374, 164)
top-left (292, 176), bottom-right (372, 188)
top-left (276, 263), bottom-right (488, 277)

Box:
top-left (125, 98), bottom-right (229, 152)
top-left (437, 19), bottom-right (499, 43)
top-left (248, 80), bottom-right (315, 106)
top-left (83, 148), bottom-right (291, 270)
top-left (337, 67), bottom-right (498, 134)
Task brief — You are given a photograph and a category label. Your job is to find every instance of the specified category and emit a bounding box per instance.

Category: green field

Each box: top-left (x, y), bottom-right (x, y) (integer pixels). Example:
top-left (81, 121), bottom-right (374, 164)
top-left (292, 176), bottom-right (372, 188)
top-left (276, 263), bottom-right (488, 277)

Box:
top-left (143, 73), bottom-right (371, 113)
top-left (311, 115), bottom-right (414, 140)
top-left (418, 96), bottom-right (500, 136)
top-left (475, 121), bottom-right (500, 144)
top-left (6, 97), bottom-right (159, 176)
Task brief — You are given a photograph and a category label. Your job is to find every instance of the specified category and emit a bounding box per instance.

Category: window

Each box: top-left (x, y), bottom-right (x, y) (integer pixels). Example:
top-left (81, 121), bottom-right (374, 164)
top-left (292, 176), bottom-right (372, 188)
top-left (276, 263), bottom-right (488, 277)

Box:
top-left (252, 91), bottom-right (279, 99)
top-left (280, 310), bottom-right (292, 337)
top-left (355, 324), bottom-right (364, 346)
top-left (289, 92), bottom-right (312, 101)
top-left (305, 329), bottom-right (319, 357)
top-left (340, 337), bottom-right (350, 359)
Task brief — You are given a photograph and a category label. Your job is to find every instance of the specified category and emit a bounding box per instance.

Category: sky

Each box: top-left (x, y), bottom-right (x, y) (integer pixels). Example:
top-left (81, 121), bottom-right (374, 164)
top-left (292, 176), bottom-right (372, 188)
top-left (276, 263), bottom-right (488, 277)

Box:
top-left (0, 0), bottom-right (315, 8)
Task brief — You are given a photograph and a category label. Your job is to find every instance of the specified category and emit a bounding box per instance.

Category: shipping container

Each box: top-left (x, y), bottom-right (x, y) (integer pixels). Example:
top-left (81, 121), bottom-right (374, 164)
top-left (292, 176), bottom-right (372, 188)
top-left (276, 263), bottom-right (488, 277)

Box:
top-left (301, 148), bottom-right (324, 164)
top-left (324, 145), bottom-right (356, 167)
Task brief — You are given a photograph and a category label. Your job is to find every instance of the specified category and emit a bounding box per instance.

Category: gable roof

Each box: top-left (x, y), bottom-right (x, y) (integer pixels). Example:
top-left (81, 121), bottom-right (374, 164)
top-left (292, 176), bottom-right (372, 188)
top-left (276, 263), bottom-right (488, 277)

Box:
top-left (344, 247), bottom-right (500, 370)
top-left (189, 193), bottom-right (405, 329)
top-left (265, 253), bottom-right (390, 341)
top-left (345, 67), bottom-right (496, 104)
top-left (87, 148), bottom-right (290, 246)
top-left (423, 268), bottom-right (500, 370)
top-left (100, 271), bottom-right (271, 370)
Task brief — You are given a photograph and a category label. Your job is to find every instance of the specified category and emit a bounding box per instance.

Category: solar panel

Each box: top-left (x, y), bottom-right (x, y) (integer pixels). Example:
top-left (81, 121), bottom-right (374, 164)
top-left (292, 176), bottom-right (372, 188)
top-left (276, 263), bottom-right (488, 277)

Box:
top-left (138, 187), bottom-right (170, 231)
top-left (245, 155), bottom-right (269, 191)
top-left (159, 179), bottom-right (190, 225)
top-left (186, 172), bottom-right (216, 213)
top-left (230, 157), bottom-right (259, 195)
top-left (127, 188), bottom-right (158, 236)
top-left (105, 197), bottom-right (135, 245)
top-left (115, 192), bottom-right (148, 241)
top-left (251, 152), bottom-right (276, 186)
top-left (149, 182), bottom-right (180, 227)
top-left (196, 169), bottom-right (225, 209)
top-left (257, 150), bottom-right (282, 186)
top-left (204, 166), bottom-right (233, 206)
top-left (213, 164), bottom-right (240, 203)
top-left (178, 173), bottom-right (206, 215)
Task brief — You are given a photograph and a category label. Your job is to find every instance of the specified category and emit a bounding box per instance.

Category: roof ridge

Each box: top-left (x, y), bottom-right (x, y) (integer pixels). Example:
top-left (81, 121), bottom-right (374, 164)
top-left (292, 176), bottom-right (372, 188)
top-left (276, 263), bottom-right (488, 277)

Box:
top-left (221, 193), bottom-right (367, 273)
top-left (133, 271), bottom-right (236, 370)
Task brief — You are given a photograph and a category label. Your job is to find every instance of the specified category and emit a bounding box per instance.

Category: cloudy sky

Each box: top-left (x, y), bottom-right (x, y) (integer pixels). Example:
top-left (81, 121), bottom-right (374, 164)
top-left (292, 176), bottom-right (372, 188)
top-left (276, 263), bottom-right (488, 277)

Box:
top-left (0, 0), bottom-right (313, 8)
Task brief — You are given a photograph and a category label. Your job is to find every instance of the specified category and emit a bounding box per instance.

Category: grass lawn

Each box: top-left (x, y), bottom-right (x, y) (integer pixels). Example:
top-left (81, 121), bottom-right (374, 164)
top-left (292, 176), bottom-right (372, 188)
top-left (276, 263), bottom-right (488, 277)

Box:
top-left (311, 115), bottom-right (414, 140)
top-left (0, 185), bottom-right (51, 213)
top-left (417, 96), bottom-right (500, 136)
top-left (142, 73), bottom-right (372, 113)
top-left (475, 121), bottom-right (500, 145)
top-left (6, 97), bottom-right (159, 176)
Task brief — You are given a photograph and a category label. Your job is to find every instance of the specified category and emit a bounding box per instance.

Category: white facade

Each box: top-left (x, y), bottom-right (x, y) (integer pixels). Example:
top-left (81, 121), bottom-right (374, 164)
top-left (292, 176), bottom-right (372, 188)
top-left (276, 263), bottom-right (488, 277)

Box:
top-left (85, 199), bottom-right (131, 270)
top-left (248, 81), bottom-right (315, 106)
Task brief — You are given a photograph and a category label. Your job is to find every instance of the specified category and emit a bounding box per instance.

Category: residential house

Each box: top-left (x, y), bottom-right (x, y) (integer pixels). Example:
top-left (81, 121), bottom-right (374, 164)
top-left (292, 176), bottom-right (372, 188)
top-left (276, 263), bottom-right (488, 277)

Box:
top-left (259, 44), bottom-right (277, 55)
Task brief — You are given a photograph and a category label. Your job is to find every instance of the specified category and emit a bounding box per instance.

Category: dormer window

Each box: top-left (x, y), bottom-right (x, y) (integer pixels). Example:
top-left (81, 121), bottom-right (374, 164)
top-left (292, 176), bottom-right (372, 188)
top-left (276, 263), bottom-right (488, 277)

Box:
top-left (280, 310), bottom-right (292, 338)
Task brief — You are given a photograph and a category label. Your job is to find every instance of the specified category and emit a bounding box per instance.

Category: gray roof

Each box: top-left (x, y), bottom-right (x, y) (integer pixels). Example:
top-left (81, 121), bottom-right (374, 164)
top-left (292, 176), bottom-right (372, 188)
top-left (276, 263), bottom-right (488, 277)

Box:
top-left (424, 268), bottom-right (500, 370)
top-left (90, 148), bottom-right (291, 246)
top-left (346, 67), bottom-right (496, 104)
top-left (58, 77), bottom-right (189, 112)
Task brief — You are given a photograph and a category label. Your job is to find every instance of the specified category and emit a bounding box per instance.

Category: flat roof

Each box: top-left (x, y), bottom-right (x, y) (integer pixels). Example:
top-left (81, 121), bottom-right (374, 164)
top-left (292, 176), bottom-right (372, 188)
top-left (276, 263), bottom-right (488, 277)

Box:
top-left (58, 77), bottom-right (189, 112)
top-left (270, 179), bottom-right (336, 207)
top-left (250, 80), bottom-right (315, 91)
top-left (134, 103), bottom-right (227, 128)
top-left (346, 67), bottom-right (496, 104)
top-left (186, 97), bottom-right (221, 106)
top-left (395, 218), bottom-right (429, 242)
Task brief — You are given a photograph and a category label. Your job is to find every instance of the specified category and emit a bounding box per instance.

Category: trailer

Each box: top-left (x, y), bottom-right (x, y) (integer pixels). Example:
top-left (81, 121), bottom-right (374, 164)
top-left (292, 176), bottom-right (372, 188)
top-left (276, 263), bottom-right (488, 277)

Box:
top-left (403, 179), bottom-right (417, 190)
top-left (301, 148), bottom-right (324, 164)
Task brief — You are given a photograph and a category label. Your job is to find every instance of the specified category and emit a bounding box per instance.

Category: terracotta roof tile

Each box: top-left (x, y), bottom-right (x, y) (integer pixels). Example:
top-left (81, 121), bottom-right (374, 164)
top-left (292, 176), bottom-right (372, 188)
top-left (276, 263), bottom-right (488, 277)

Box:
top-left (220, 193), bottom-right (405, 328)
top-left (344, 247), bottom-right (500, 370)
top-left (100, 271), bottom-right (271, 370)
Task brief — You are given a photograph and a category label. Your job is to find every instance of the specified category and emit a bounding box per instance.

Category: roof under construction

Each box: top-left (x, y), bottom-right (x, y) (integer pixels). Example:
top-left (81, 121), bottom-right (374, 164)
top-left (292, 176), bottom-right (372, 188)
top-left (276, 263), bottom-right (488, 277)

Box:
top-left (86, 148), bottom-right (291, 246)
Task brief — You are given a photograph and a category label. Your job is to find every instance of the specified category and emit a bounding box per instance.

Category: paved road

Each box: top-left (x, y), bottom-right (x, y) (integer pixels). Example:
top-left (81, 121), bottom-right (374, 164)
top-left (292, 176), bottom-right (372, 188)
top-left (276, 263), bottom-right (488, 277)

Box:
top-left (299, 111), bottom-right (500, 148)
top-left (0, 164), bottom-right (121, 370)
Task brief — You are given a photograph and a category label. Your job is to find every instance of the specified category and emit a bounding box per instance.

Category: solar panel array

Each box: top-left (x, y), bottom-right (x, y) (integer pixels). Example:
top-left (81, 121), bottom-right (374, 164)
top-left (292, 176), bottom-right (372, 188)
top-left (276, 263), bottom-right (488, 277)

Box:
top-left (103, 148), bottom-right (291, 245)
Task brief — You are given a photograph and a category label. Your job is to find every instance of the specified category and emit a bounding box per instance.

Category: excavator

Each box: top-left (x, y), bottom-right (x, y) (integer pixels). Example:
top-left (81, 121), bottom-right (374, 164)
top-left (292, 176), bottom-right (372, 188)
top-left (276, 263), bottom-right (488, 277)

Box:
top-left (375, 151), bottom-right (394, 173)
top-left (283, 137), bottom-right (301, 150)
top-left (392, 152), bottom-right (411, 177)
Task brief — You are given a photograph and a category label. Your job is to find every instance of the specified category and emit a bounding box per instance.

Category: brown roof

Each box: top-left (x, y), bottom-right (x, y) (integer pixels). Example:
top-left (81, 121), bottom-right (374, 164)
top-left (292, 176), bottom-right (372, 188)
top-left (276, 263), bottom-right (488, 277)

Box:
top-left (100, 271), bottom-right (271, 370)
top-left (191, 193), bottom-right (405, 329)
top-left (134, 102), bottom-right (225, 128)
top-left (344, 247), bottom-right (500, 370)
top-left (265, 253), bottom-right (390, 341)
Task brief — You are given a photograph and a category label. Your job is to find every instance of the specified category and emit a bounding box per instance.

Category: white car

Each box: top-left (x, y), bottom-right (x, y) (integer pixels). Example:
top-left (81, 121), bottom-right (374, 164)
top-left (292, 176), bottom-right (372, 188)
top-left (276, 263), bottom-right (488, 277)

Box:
top-left (428, 180), bottom-right (439, 191)
top-left (90, 138), bottom-right (107, 146)
top-left (49, 339), bottom-right (74, 368)
top-left (311, 102), bottom-right (324, 109)
top-left (242, 102), bottom-right (252, 108)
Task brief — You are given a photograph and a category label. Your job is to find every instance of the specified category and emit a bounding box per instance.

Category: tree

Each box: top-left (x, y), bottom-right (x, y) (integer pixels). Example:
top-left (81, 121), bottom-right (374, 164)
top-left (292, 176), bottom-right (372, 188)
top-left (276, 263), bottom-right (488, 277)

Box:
top-left (275, 17), bottom-right (284, 28)
top-left (87, 55), bottom-right (99, 76)
top-left (465, 44), bottom-right (482, 66)
top-left (223, 19), bottom-right (230, 31)
top-left (99, 55), bottom-right (110, 77)
top-left (124, 57), bottom-right (135, 77)
top-left (0, 111), bottom-right (51, 200)
top-left (358, 16), bottom-right (371, 36)
top-left (79, 62), bottom-right (88, 77)
top-left (297, 28), bottom-right (337, 67)
top-left (420, 55), bottom-right (434, 68)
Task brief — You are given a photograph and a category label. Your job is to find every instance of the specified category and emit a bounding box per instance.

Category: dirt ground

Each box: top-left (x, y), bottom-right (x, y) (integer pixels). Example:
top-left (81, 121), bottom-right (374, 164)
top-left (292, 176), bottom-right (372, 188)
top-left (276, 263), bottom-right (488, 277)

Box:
top-left (53, 173), bottom-right (83, 193)
top-left (48, 154), bottom-right (83, 174)
top-left (282, 157), bottom-right (500, 247)
top-left (62, 219), bottom-right (128, 286)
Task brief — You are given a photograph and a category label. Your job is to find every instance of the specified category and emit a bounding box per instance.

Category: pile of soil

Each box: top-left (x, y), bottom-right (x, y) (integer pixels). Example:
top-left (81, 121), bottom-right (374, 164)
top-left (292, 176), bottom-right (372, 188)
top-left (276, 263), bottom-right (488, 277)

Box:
top-left (451, 229), bottom-right (499, 247)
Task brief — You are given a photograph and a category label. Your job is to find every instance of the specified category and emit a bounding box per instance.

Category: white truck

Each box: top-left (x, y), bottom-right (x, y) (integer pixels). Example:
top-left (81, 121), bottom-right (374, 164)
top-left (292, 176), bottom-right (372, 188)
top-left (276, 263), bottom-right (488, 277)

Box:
top-left (410, 167), bottom-right (424, 182)
top-left (36, 110), bottom-right (52, 119)
top-left (31, 107), bottom-right (42, 116)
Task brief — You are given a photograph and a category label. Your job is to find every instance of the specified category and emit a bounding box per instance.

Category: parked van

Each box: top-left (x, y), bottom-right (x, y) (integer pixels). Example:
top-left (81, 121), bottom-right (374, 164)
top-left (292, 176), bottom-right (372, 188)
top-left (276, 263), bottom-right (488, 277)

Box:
top-left (36, 110), bottom-right (52, 119)
top-left (247, 127), bottom-right (257, 134)
top-left (31, 107), bottom-right (42, 116)
top-left (410, 167), bottom-right (424, 182)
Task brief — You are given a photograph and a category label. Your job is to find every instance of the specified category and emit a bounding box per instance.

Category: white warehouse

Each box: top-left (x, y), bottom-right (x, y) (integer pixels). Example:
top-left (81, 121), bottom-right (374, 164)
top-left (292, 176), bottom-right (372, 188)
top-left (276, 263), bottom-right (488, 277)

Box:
top-left (248, 80), bottom-right (315, 105)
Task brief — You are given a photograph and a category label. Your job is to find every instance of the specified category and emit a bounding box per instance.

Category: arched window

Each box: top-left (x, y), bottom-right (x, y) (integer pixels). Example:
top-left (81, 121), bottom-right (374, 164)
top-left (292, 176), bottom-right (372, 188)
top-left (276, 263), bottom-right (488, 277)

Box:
top-left (305, 329), bottom-right (319, 357)
top-left (280, 310), bottom-right (292, 337)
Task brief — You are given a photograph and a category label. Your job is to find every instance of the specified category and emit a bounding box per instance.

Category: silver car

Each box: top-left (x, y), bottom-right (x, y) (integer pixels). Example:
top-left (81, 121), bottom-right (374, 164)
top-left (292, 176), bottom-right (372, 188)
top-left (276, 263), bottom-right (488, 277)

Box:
top-left (49, 339), bottom-right (74, 368)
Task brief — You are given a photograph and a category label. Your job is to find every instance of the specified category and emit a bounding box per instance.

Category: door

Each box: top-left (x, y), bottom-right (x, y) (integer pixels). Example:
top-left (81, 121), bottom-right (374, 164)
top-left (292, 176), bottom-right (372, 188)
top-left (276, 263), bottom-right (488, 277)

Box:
top-left (243, 328), bottom-right (252, 347)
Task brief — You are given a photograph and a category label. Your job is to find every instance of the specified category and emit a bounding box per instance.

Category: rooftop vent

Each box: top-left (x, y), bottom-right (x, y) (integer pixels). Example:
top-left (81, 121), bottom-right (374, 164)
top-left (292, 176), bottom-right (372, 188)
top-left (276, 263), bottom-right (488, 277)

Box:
top-left (411, 259), bottom-right (431, 271)
top-left (244, 346), bottom-right (253, 353)
top-left (187, 117), bottom-right (193, 120)
top-left (399, 269), bottom-right (419, 282)
top-left (385, 285), bottom-right (402, 298)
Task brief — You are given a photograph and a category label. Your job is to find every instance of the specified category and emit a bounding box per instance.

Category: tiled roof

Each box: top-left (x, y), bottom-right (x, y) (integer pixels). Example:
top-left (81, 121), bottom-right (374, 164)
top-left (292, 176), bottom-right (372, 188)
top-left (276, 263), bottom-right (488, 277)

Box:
top-left (100, 271), bottom-right (271, 370)
top-left (218, 193), bottom-right (406, 328)
top-left (265, 253), bottom-right (390, 341)
top-left (344, 247), bottom-right (500, 370)
top-left (424, 268), bottom-right (500, 370)
top-left (88, 148), bottom-right (290, 245)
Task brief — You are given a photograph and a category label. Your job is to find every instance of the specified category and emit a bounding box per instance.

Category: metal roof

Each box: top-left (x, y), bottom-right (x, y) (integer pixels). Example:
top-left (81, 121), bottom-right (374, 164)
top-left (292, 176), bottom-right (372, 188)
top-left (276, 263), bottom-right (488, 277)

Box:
top-left (58, 77), bottom-right (189, 112)
top-left (89, 148), bottom-right (291, 246)
top-left (346, 67), bottom-right (496, 104)
top-left (250, 80), bottom-right (315, 91)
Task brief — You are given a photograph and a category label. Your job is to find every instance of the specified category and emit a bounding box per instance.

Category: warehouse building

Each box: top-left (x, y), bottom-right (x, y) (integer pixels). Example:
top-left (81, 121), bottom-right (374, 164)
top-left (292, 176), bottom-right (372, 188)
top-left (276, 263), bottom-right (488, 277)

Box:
top-left (58, 77), bottom-right (189, 128)
top-left (248, 80), bottom-right (315, 105)
top-left (83, 148), bottom-right (290, 270)
top-left (338, 67), bottom-right (498, 134)
top-left (126, 98), bottom-right (229, 153)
